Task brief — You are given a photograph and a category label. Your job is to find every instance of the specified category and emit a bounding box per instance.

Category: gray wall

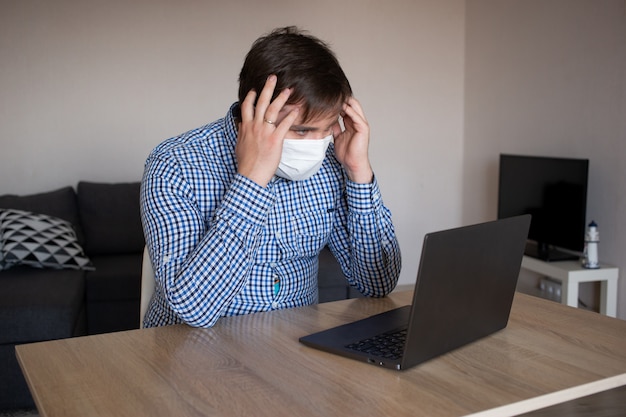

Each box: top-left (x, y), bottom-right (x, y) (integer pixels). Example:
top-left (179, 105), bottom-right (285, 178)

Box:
top-left (464, 1), bottom-right (626, 317)
top-left (0, 0), bottom-right (466, 290)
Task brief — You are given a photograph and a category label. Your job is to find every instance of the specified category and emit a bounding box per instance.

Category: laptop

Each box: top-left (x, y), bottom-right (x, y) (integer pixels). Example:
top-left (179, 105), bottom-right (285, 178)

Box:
top-left (299, 215), bottom-right (531, 371)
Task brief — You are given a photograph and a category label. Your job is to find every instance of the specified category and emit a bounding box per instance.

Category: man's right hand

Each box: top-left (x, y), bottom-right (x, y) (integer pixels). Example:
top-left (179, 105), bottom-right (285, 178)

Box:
top-left (236, 75), bottom-right (299, 187)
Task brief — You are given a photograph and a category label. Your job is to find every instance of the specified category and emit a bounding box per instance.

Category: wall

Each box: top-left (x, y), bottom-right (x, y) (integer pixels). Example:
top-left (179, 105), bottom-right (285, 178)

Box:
top-left (464, 1), bottom-right (626, 318)
top-left (0, 0), bottom-right (466, 288)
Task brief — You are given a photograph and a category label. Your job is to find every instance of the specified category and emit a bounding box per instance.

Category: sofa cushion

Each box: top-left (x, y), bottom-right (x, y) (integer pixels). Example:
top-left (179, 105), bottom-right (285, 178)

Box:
top-left (85, 254), bottom-right (142, 302)
top-left (0, 266), bottom-right (86, 344)
top-left (87, 299), bottom-right (140, 335)
top-left (77, 182), bottom-right (144, 255)
top-left (0, 209), bottom-right (94, 271)
top-left (85, 254), bottom-right (142, 334)
top-left (0, 186), bottom-right (83, 244)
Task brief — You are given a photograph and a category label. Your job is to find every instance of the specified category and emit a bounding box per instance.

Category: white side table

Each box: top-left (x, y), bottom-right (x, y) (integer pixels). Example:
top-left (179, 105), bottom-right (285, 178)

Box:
top-left (521, 256), bottom-right (619, 317)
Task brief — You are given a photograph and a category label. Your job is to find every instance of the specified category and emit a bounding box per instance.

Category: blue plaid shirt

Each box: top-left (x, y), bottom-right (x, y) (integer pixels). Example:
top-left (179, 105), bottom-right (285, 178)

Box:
top-left (141, 103), bottom-right (401, 328)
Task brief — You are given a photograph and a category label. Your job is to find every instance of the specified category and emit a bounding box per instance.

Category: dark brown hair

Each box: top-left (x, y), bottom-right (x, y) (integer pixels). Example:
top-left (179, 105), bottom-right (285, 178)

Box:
top-left (238, 26), bottom-right (352, 122)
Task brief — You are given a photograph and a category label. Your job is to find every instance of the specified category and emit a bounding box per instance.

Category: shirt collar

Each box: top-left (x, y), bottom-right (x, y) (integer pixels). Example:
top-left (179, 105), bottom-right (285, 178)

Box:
top-left (224, 102), bottom-right (240, 146)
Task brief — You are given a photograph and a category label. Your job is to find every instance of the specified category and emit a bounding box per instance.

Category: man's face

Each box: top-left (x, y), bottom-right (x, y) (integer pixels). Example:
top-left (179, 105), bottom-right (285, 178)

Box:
top-left (277, 104), bottom-right (339, 140)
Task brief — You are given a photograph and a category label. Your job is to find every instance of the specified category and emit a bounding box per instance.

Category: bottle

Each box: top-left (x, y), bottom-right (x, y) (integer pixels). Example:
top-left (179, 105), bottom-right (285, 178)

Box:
top-left (582, 221), bottom-right (600, 269)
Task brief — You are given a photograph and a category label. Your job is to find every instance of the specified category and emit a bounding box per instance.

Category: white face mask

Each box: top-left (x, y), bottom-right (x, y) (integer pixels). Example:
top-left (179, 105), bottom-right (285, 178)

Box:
top-left (275, 135), bottom-right (332, 181)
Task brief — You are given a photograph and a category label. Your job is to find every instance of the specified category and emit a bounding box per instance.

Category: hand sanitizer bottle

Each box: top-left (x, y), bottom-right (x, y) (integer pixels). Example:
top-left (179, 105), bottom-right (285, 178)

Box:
top-left (582, 221), bottom-right (600, 269)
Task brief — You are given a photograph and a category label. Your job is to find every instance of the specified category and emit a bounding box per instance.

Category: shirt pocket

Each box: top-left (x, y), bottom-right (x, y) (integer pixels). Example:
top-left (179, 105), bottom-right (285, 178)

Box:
top-left (290, 209), bottom-right (333, 256)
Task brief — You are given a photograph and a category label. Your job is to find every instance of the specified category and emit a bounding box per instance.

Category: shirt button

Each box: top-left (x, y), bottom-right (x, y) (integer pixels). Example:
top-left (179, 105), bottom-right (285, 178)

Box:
top-left (271, 302), bottom-right (279, 309)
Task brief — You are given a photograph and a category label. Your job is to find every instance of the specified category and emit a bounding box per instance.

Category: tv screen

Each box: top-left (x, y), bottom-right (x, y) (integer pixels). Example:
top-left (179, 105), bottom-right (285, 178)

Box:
top-left (497, 154), bottom-right (589, 261)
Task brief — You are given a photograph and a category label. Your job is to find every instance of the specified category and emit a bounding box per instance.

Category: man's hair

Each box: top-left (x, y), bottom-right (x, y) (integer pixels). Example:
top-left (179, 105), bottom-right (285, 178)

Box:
top-left (238, 26), bottom-right (352, 122)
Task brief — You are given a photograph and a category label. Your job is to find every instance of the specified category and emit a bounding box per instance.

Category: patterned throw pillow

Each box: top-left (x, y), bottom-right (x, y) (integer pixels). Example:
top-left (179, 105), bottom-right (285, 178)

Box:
top-left (0, 208), bottom-right (94, 271)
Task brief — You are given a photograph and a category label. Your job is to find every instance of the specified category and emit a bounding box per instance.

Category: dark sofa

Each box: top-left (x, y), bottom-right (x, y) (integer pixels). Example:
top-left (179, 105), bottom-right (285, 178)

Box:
top-left (0, 182), bottom-right (144, 411)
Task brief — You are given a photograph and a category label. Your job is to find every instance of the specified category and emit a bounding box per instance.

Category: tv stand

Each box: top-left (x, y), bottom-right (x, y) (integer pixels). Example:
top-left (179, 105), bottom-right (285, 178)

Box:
top-left (524, 242), bottom-right (579, 262)
top-left (521, 256), bottom-right (619, 317)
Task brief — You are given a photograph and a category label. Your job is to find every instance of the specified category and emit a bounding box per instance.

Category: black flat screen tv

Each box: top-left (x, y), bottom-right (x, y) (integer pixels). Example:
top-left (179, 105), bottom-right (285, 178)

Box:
top-left (497, 154), bottom-right (589, 262)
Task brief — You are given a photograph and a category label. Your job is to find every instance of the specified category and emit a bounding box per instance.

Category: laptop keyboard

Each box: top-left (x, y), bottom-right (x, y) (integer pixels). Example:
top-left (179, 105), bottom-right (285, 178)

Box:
top-left (346, 328), bottom-right (407, 360)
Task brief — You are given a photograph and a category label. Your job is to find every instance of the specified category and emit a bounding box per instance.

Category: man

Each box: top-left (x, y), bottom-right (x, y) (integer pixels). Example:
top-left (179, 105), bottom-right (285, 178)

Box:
top-left (141, 26), bottom-right (401, 328)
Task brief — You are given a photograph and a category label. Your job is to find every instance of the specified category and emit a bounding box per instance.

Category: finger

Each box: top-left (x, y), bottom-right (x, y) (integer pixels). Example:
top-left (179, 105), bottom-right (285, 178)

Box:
top-left (343, 101), bottom-right (363, 124)
top-left (274, 107), bottom-right (300, 138)
top-left (255, 75), bottom-right (278, 121)
top-left (342, 101), bottom-right (368, 131)
top-left (346, 96), bottom-right (366, 119)
top-left (263, 87), bottom-right (293, 126)
top-left (240, 89), bottom-right (257, 122)
top-left (341, 105), bottom-right (356, 131)
top-left (331, 119), bottom-right (343, 138)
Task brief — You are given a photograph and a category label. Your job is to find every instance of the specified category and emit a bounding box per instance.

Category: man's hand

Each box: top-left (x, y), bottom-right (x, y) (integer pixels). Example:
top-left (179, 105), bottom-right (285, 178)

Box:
top-left (332, 97), bottom-right (373, 184)
top-left (236, 75), bottom-right (299, 187)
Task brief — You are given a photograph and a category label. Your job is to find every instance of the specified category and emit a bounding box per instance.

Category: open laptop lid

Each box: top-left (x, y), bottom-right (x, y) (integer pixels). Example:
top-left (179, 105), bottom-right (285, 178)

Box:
top-left (300, 215), bottom-right (530, 371)
top-left (400, 214), bottom-right (531, 369)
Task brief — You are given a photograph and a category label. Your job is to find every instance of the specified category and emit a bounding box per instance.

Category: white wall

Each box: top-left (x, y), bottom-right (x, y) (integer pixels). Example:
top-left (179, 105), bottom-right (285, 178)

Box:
top-left (0, 0), bottom-right (466, 288)
top-left (464, 1), bottom-right (626, 318)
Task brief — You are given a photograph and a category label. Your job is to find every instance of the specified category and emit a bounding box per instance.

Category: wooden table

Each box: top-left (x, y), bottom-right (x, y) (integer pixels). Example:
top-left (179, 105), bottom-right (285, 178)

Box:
top-left (16, 291), bottom-right (626, 417)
